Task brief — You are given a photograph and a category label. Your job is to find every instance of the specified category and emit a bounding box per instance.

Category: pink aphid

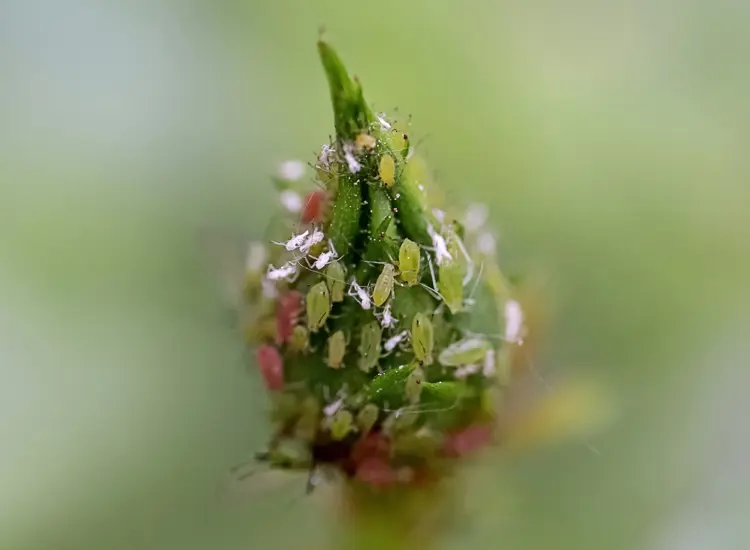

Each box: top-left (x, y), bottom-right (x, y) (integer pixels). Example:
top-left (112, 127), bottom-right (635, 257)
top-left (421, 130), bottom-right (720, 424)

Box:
top-left (355, 457), bottom-right (398, 487)
top-left (301, 190), bottom-right (327, 224)
top-left (442, 424), bottom-right (494, 457)
top-left (275, 291), bottom-right (303, 345)
top-left (256, 345), bottom-right (284, 391)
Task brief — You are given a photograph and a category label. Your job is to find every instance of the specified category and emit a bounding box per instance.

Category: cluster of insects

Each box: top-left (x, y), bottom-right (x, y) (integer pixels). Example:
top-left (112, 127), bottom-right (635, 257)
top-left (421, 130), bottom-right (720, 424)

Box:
top-left (221, 41), bottom-right (525, 494)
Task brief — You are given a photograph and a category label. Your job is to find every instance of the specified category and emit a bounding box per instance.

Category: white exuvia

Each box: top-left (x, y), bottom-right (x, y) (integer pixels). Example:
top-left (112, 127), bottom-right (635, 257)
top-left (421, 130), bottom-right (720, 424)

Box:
top-left (343, 142), bottom-right (362, 173)
top-left (266, 261), bottom-right (298, 281)
top-left (383, 330), bottom-right (408, 352)
top-left (277, 160), bottom-right (305, 181)
top-left (504, 299), bottom-right (524, 344)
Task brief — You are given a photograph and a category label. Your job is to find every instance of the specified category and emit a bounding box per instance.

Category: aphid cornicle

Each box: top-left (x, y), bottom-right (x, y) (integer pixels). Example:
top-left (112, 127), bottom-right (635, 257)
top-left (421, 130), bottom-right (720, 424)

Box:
top-left (373, 263), bottom-right (396, 307)
top-left (306, 282), bottom-right (331, 331)
top-left (411, 313), bottom-right (434, 364)
top-left (325, 261), bottom-right (346, 302)
top-left (327, 330), bottom-right (347, 369)
top-left (358, 321), bottom-right (383, 372)
top-left (398, 238), bottom-right (420, 286)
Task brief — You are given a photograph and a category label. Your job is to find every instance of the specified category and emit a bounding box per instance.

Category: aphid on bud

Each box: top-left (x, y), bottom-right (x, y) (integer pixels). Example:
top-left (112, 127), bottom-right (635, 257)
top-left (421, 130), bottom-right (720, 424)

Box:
top-left (355, 133), bottom-right (377, 151)
top-left (299, 227), bottom-right (325, 255)
top-left (266, 261), bottom-right (298, 282)
top-left (256, 345), bottom-right (284, 391)
top-left (398, 238), bottom-right (420, 286)
top-left (329, 409), bottom-right (354, 440)
top-left (274, 230), bottom-right (309, 252)
top-left (325, 261), bottom-right (346, 302)
top-left (327, 330), bottom-right (347, 369)
top-left (348, 280), bottom-right (371, 310)
top-left (383, 330), bottom-right (408, 353)
top-left (289, 325), bottom-right (310, 353)
top-left (405, 366), bottom-right (424, 404)
top-left (379, 154), bottom-right (396, 187)
top-left (306, 282), bottom-right (331, 331)
top-left (358, 321), bottom-right (382, 372)
top-left (356, 403), bottom-right (379, 433)
top-left (438, 337), bottom-right (490, 367)
top-left (411, 313), bottom-right (434, 365)
top-left (373, 264), bottom-right (396, 307)
top-left (438, 260), bottom-right (464, 313)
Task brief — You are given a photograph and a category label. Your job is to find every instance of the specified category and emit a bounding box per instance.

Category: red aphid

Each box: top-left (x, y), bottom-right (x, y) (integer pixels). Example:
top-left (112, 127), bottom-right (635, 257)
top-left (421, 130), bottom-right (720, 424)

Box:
top-left (301, 190), bottom-right (327, 224)
top-left (355, 456), bottom-right (398, 487)
top-left (275, 290), bottom-right (303, 345)
top-left (442, 424), bottom-right (494, 457)
top-left (256, 344), bottom-right (284, 391)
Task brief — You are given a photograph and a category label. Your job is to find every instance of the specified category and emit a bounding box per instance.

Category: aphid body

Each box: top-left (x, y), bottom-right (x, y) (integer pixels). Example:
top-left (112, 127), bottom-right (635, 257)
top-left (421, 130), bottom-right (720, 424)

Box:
top-left (373, 263), bottom-right (395, 307)
top-left (358, 321), bottom-right (383, 372)
top-left (306, 282), bottom-right (331, 331)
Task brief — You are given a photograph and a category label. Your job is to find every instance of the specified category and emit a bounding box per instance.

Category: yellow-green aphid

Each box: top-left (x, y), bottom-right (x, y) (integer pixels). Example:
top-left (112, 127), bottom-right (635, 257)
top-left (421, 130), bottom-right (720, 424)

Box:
top-left (327, 330), bottom-right (347, 369)
top-left (295, 395), bottom-right (320, 441)
top-left (290, 325), bottom-right (310, 354)
top-left (373, 263), bottom-right (395, 307)
top-left (405, 366), bottom-right (424, 404)
top-left (411, 313), bottom-right (434, 365)
top-left (438, 337), bottom-right (490, 366)
top-left (438, 260), bottom-right (464, 313)
top-left (329, 409), bottom-right (354, 440)
top-left (325, 260), bottom-right (346, 302)
top-left (398, 238), bottom-right (420, 286)
top-left (306, 281), bottom-right (331, 331)
top-left (379, 154), bottom-right (396, 187)
top-left (356, 403), bottom-right (379, 433)
top-left (358, 321), bottom-right (383, 372)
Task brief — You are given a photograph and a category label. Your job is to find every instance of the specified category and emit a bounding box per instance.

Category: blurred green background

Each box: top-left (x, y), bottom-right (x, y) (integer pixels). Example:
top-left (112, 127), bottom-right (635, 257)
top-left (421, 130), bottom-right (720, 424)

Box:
top-left (2, 1), bottom-right (749, 549)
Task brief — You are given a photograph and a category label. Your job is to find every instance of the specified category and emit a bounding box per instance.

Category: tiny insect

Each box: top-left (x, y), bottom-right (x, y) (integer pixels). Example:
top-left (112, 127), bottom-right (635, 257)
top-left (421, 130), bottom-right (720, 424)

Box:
top-left (438, 337), bottom-right (490, 367)
top-left (299, 228), bottom-right (325, 255)
top-left (411, 313), bottom-right (434, 365)
top-left (327, 330), bottom-right (347, 369)
top-left (275, 230), bottom-right (309, 252)
top-left (405, 366), bottom-right (424, 404)
top-left (256, 344), bottom-right (284, 391)
top-left (306, 282), bottom-right (331, 331)
top-left (356, 403), bottom-right (379, 433)
top-left (325, 261), bottom-right (346, 302)
top-left (358, 321), bottom-right (383, 372)
top-left (383, 330), bottom-right (408, 353)
top-left (266, 261), bottom-right (299, 282)
top-left (398, 238), bottom-right (420, 286)
top-left (379, 154), bottom-right (396, 187)
top-left (373, 264), bottom-right (396, 307)
top-left (348, 280), bottom-right (371, 310)
top-left (329, 409), bottom-right (354, 440)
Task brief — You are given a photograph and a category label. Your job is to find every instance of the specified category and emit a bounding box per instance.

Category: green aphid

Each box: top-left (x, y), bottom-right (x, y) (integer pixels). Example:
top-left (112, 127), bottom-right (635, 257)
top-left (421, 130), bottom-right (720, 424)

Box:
top-left (373, 263), bottom-right (396, 307)
top-left (327, 330), bottom-right (347, 369)
top-left (398, 238), bottom-right (420, 286)
top-left (356, 403), bottom-right (379, 433)
top-left (306, 281), bottom-right (331, 331)
top-left (325, 261), bottom-right (346, 303)
top-left (358, 321), bottom-right (383, 372)
top-left (411, 312), bottom-right (434, 364)
top-left (438, 337), bottom-right (490, 366)
top-left (405, 366), bottom-right (425, 404)
top-left (329, 409), bottom-right (354, 441)
top-left (289, 325), bottom-right (310, 354)
top-left (438, 260), bottom-right (464, 314)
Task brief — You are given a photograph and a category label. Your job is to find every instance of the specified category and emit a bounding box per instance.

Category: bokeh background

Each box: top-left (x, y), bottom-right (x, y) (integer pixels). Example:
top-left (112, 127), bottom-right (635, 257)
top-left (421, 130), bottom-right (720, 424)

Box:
top-left (2, 1), bottom-right (749, 549)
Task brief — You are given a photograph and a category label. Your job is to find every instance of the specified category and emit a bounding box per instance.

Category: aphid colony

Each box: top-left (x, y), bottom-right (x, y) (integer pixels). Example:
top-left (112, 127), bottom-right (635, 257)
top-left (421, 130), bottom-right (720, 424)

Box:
top-left (235, 41), bottom-right (523, 491)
